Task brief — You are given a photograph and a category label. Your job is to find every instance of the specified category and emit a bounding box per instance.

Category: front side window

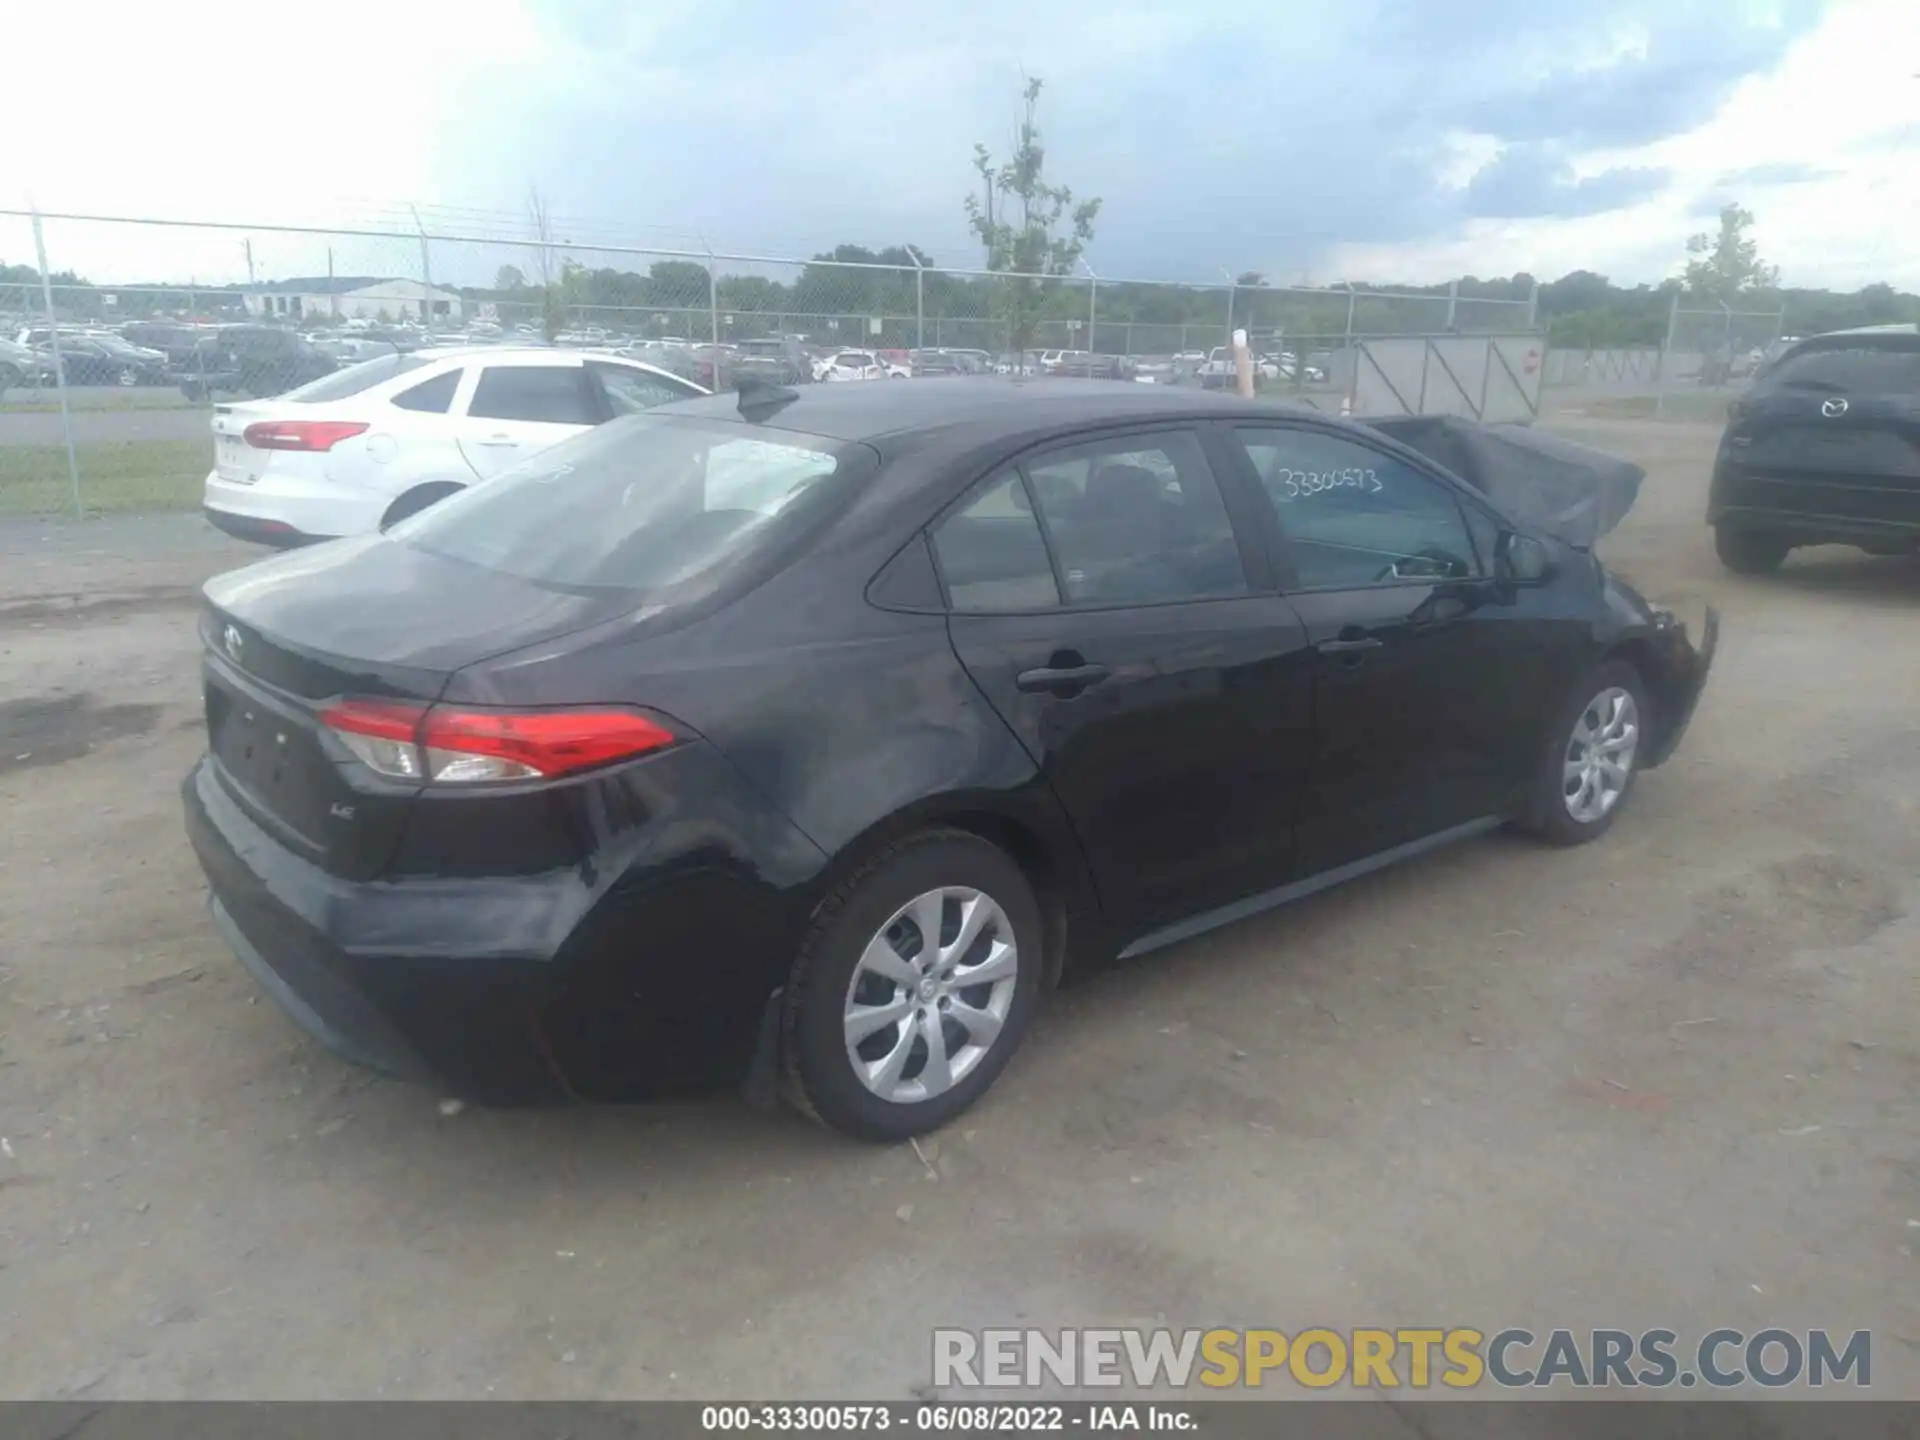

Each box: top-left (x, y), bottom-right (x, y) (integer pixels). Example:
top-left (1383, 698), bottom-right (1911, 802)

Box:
top-left (932, 472), bottom-right (1060, 613)
top-left (1234, 426), bottom-right (1478, 589)
top-left (1021, 430), bottom-right (1247, 605)
top-left (468, 365), bottom-right (597, 424)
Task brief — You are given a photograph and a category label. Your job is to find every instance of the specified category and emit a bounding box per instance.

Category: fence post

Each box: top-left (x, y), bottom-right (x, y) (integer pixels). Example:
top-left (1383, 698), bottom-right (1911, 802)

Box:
top-left (909, 248), bottom-right (925, 351)
top-left (411, 205), bottom-right (433, 327)
top-left (1223, 271), bottom-right (1236, 348)
top-left (1526, 279), bottom-right (1540, 330)
top-left (1657, 291), bottom-right (1680, 385)
top-left (706, 247), bottom-right (720, 354)
top-left (1084, 263), bottom-right (1098, 354)
top-left (1445, 279), bottom-right (1458, 332)
top-left (30, 208), bottom-right (83, 519)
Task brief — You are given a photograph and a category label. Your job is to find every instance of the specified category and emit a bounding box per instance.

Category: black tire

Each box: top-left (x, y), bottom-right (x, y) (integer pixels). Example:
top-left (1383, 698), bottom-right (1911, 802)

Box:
top-left (116, 366), bottom-right (139, 387)
top-left (380, 482), bottom-right (464, 530)
top-left (783, 828), bottom-right (1043, 1141)
top-left (1522, 660), bottom-right (1653, 847)
top-left (0, 362), bottom-right (19, 397)
top-left (1715, 525), bottom-right (1788, 575)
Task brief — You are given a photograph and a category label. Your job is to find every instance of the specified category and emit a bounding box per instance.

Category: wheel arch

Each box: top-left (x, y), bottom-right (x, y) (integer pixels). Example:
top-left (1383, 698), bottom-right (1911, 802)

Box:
top-left (379, 479), bottom-right (466, 530)
top-left (799, 793), bottom-right (1105, 991)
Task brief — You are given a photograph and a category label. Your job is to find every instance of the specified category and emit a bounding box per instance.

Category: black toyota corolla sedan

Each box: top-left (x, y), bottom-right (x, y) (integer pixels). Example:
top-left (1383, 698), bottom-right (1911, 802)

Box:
top-left (183, 379), bottom-right (1715, 1139)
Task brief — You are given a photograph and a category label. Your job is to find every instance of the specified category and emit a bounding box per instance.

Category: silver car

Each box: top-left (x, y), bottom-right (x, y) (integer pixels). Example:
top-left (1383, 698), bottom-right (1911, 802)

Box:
top-left (0, 336), bottom-right (55, 393)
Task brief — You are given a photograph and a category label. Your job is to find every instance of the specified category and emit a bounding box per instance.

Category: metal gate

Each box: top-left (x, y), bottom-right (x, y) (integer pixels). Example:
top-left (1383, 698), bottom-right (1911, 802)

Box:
top-left (1349, 334), bottom-right (1544, 423)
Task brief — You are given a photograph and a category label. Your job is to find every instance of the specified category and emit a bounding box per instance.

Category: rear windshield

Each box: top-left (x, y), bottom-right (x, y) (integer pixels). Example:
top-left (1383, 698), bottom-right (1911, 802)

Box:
top-left (389, 415), bottom-right (867, 593)
top-left (282, 352), bottom-right (436, 402)
top-left (1756, 343), bottom-right (1920, 395)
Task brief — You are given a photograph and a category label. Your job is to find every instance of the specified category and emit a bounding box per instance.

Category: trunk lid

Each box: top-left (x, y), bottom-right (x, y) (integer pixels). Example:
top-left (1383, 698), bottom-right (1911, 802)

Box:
top-left (200, 535), bottom-right (637, 879)
top-left (1731, 391), bottom-right (1920, 480)
top-left (210, 400), bottom-right (276, 487)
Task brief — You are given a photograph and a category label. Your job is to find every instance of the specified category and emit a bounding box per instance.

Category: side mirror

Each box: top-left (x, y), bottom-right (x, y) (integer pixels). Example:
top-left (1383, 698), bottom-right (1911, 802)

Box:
top-left (1499, 532), bottom-right (1556, 583)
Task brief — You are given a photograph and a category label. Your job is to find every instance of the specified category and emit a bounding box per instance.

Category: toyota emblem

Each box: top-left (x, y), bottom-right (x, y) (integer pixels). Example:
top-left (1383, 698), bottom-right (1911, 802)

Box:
top-left (223, 623), bottom-right (244, 662)
top-left (1821, 397), bottom-right (1849, 418)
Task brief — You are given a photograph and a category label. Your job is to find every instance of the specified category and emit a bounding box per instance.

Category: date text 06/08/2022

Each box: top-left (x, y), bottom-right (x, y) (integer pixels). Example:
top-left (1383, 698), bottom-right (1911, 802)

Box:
top-left (701, 1404), bottom-right (1195, 1432)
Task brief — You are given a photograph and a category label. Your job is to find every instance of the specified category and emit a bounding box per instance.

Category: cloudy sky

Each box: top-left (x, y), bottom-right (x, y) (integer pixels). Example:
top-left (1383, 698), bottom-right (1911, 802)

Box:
top-left (6, 0), bottom-right (1917, 290)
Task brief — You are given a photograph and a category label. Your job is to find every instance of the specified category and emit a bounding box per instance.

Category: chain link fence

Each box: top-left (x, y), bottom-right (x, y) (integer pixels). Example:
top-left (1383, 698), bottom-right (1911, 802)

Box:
top-left (1537, 295), bottom-right (1787, 420)
top-left (2, 209), bottom-right (1547, 519)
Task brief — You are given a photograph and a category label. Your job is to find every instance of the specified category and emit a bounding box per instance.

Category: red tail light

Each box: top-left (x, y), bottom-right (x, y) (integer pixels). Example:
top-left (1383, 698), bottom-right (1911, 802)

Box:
top-left (243, 420), bottom-right (370, 451)
top-left (320, 699), bottom-right (677, 783)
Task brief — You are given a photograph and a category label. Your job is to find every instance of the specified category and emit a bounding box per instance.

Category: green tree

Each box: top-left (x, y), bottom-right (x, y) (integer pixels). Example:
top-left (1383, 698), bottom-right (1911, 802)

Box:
top-left (494, 264), bottom-right (526, 292)
top-left (965, 76), bottom-right (1101, 351)
top-left (1683, 203), bottom-right (1780, 302)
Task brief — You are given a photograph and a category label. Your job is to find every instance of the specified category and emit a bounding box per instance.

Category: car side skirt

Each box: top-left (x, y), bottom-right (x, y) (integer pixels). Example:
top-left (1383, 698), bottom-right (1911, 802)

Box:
top-left (1116, 815), bottom-right (1505, 961)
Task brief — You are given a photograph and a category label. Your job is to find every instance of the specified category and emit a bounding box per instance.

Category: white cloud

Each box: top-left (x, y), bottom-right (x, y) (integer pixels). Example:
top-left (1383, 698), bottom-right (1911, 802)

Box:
top-left (3, 0), bottom-right (1911, 293)
top-left (1335, 0), bottom-right (1920, 287)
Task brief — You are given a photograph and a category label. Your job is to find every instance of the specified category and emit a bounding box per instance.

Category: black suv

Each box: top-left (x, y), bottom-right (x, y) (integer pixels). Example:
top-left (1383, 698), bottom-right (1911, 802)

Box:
top-left (178, 325), bottom-right (337, 400)
top-left (1708, 326), bottom-right (1920, 572)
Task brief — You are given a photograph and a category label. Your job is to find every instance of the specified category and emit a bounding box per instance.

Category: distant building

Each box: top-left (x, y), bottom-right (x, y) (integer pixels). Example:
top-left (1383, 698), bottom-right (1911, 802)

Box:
top-left (242, 277), bottom-right (465, 322)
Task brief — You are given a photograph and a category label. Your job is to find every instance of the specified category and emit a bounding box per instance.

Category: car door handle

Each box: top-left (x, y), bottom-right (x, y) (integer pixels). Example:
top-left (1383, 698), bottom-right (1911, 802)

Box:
top-left (1316, 636), bottom-right (1383, 655)
top-left (477, 434), bottom-right (518, 446)
top-left (1016, 663), bottom-right (1110, 694)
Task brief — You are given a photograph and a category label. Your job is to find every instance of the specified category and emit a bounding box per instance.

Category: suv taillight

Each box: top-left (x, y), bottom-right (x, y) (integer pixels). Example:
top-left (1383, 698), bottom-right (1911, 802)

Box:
top-left (243, 420), bottom-right (369, 451)
top-left (320, 699), bottom-right (677, 784)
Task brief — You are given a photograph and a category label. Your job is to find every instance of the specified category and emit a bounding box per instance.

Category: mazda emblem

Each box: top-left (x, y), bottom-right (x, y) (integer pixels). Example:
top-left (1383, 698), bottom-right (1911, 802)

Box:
top-left (1821, 397), bottom-right (1849, 418)
top-left (223, 623), bottom-right (244, 662)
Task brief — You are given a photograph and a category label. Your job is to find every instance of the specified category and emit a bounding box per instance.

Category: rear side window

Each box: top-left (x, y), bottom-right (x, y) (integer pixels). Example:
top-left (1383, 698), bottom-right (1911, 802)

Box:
top-left (469, 365), bottom-right (597, 424)
top-left (933, 473), bottom-right (1060, 612)
top-left (1757, 344), bottom-right (1920, 395)
top-left (390, 369), bottom-right (461, 414)
top-left (1022, 430), bottom-right (1247, 605)
top-left (284, 352), bottom-right (434, 403)
top-left (390, 417), bottom-right (861, 593)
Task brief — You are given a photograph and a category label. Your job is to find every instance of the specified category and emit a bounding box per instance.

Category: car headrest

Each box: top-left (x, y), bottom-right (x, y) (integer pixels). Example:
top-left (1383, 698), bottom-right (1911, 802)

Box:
top-left (1086, 464), bottom-right (1166, 516)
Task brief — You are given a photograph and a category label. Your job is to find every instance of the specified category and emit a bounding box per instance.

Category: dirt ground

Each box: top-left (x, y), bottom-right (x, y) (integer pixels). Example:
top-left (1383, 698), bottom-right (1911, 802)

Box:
top-left (1, 420), bottom-right (1917, 1401)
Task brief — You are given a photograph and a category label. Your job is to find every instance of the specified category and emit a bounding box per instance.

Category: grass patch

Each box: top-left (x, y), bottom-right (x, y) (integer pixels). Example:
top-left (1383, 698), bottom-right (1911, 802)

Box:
top-left (0, 439), bottom-right (210, 515)
top-left (0, 390), bottom-right (202, 414)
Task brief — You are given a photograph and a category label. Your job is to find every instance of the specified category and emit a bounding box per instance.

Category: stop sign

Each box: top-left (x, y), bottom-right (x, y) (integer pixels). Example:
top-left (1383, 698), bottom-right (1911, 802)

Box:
top-left (1524, 348), bottom-right (1541, 374)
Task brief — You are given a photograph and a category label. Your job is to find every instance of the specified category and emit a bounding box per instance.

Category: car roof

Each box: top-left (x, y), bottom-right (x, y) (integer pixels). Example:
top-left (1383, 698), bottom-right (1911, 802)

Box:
top-left (1772, 324), bottom-right (1920, 362)
top-left (659, 376), bottom-right (1312, 443)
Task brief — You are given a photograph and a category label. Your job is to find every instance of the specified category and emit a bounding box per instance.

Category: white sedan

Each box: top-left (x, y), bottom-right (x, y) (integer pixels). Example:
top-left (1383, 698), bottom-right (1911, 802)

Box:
top-left (813, 349), bottom-right (908, 382)
top-left (201, 346), bottom-right (704, 545)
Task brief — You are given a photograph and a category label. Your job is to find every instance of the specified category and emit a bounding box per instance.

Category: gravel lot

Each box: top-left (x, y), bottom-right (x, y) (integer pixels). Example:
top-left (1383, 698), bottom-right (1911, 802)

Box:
top-left (2, 418), bottom-right (1917, 1401)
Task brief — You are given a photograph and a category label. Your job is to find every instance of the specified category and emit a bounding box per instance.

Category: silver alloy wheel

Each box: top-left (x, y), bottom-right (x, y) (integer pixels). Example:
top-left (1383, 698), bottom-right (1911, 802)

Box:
top-left (842, 886), bottom-right (1018, 1105)
top-left (1563, 686), bottom-right (1639, 823)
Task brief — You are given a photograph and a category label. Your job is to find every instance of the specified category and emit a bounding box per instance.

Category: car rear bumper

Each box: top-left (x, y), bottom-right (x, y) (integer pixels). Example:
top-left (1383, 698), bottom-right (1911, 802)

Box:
top-left (202, 467), bottom-right (382, 546)
top-left (183, 757), bottom-right (567, 1100)
top-left (182, 740), bottom-right (825, 1103)
top-left (204, 506), bottom-right (332, 547)
top-left (1709, 462), bottom-right (1920, 547)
